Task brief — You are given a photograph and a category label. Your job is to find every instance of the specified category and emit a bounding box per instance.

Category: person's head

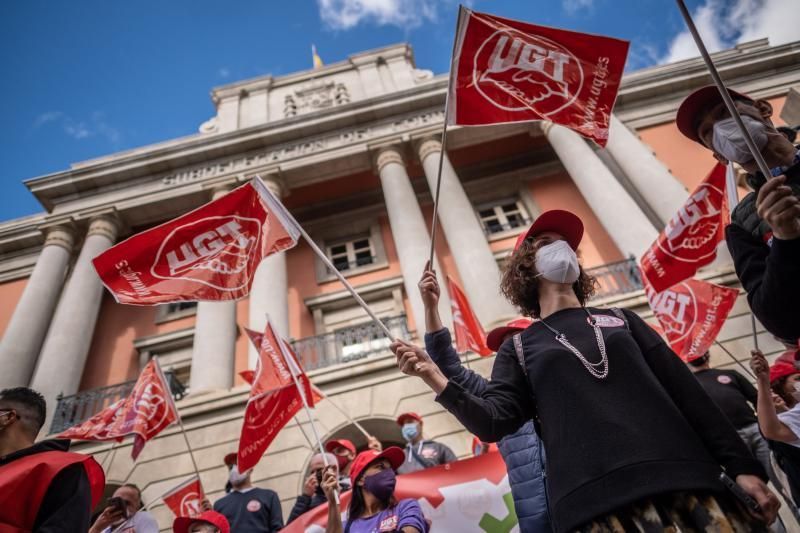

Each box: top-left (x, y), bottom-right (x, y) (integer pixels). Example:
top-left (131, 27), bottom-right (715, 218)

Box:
top-left (396, 413), bottom-right (423, 444)
top-left (486, 317), bottom-right (535, 353)
top-left (501, 210), bottom-right (595, 318)
top-left (308, 452), bottom-right (337, 492)
top-left (173, 510), bottom-right (230, 533)
top-left (676, 86), bottom-right (796, 174)
top-left (687, 352), bottom-right (711, 372)
top-left (778, 126), bottom-right (797, 144)
top-left (770, 360), bottom-right (800, 408)
top-left (324, 439), bottom-right (356, 473)
top-left (113, 484), bottom-right (144, 519)
top-left (0, 387), bottom-right (47, 447)
top-left (222, 453), bottom-right (251, 489)
top-left (347, 447), bottom-right (404, 520)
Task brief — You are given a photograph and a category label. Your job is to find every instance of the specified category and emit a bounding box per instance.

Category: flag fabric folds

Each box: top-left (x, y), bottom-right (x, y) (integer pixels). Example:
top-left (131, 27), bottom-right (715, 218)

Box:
top-left (448, 7), bottom-right (629, 146)
top-left (58, 358), bottom-right (179, 460)
top-left (447, 277), bottom-right (492, 356)
top-left (93, 178), bottom-right (300, 305)
top-left (162, 475), bottom-right (205, 518)
top-left (640, 164), bottom-right (729, 293)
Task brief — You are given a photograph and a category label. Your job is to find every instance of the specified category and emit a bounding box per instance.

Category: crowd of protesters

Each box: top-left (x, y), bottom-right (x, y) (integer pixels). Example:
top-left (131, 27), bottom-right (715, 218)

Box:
top-left (1, 84), bottom-right (799, 533)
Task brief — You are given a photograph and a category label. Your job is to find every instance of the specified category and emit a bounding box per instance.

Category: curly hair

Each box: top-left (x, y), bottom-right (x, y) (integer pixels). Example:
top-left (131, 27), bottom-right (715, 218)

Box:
top-left (500, 239), bottom-right (597, 318)
top-left (771, 376), bottom-right (796, 408)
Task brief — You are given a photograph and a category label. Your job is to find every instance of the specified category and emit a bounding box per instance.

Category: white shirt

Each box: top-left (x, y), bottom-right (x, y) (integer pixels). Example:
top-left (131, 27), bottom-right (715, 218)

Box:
top-left (778, 403), bottom-right (800, 447)
top-left (101, 510), bottom-right (160, 533)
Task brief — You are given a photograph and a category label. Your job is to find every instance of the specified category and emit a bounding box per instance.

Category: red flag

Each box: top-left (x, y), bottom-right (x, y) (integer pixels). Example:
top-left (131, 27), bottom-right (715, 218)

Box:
top-left (238, 321), bottom-right (314, 472)
top-left (640, 164), bottom-right (729, 293)
top-left (448, 7), bottom-right (629, 146)
top-left (93, 178), bottom-right (300, 305)
top-left (447, 277), bottom-right (492, 357)
top-left (162, 475), bottom-right (205, 518)
top-left (58, 358), bottom-right (179, 460)
top-left (645, 278), bottom-right (739, 362)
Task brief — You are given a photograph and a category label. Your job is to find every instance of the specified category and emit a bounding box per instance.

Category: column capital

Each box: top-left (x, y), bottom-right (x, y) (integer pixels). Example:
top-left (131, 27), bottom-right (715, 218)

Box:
top-left (43, 225), bottom-right (76, 252)
top-left (87, 213), bottom-right (120, 241)
top-left (416, 137), bottom-right (442, 162)
top-left (374, 146), bottom-right (406, 173)
top-left (258, 173), bottom-right (287, 198)
top-left (540, 121), bottom-right (555, 136)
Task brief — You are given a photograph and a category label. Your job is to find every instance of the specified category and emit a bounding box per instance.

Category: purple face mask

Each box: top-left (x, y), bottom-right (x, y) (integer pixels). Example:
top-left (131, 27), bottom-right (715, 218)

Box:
top-left (362, 468), bottom-right (396, 501)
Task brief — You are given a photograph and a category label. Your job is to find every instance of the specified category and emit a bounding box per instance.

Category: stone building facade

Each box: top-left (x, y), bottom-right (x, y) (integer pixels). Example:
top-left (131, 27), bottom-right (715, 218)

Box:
top-left (0, 39), bottom-right (798, 529)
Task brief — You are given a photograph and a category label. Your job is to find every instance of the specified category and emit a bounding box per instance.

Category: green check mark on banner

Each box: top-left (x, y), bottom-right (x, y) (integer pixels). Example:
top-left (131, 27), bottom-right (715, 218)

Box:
top-left (479, 492), bottom-right (518, 533)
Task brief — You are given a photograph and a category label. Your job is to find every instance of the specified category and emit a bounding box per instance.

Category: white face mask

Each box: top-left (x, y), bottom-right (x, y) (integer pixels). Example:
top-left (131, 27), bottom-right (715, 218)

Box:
top-left (712, 115), bottom-right (769, 164)
top-left (229, 465), bottom-right (250, 485)
top-left (534, 240), bottom-right (580, 284)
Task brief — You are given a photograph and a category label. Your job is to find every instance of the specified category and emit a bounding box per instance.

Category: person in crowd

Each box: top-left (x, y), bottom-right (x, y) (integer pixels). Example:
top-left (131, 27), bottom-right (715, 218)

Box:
top-left (287, 452), bottom-right (340, 523)
top-left (213, 452), bottom-right (283, 532)
top-left (688, 352), bottom-right (797, 526)
top-left (321, 447), bottom-right (428, 533)
top-left (0, 387), bottom-right (104, 531)
top-left (173, 510), bottom-right (230, 533)
top-left (418, 264), bottom-right (550, 532)
top-left (90, 483), bottom-right (159, 533)
top-left (778, 126), bottom-right (798, 144)
top-left (676, 86), bottom-right (800, 343)
top-left (393, 209), bottom-right (779, 532)
top-left (325, 437), bottom-right (382, 491)
top-left (395, 411), bottom-right (456, 475)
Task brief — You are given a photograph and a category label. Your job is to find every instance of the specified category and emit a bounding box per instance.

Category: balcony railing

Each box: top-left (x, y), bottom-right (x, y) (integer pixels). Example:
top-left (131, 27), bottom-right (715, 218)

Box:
top-left (50, 370), bottom-right (186, 434)
top-left (291, 315), bottom-right (410, 372)
top-left (587, 257), bottom-right (643, 300)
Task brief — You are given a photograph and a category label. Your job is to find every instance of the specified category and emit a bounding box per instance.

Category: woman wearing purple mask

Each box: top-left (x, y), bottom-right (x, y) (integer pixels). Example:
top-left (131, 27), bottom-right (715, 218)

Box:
top-left (321, 447), bottom-right (427, 533)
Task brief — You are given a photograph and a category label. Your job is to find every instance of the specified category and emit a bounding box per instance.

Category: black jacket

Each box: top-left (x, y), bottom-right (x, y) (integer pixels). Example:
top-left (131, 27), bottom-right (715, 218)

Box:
top-left (287, 491), bottom-right (327, 524)
top-left (436, 307), bottom-right (765, 533)
top-left (726, 161), bottom-right (800, 342)
top-left (0, 439), bottom-right (93, 532)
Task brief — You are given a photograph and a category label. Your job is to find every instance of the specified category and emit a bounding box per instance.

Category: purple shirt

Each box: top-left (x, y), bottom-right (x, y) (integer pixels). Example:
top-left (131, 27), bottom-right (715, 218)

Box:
top-left (345, 499), bottom-right (427, 533)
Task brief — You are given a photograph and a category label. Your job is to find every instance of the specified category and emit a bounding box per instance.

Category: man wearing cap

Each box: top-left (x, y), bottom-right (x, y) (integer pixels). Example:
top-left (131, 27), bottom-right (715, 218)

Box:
top-left (677, 86), bottom-right (800, 343)
top-left (213, 452), bottom-right (283, 533)
top-left (395, 411), bottom-right (456, 475)
top-left (173, 510), bottom-right (230, 533)
top-left (418, 247), bottom-right (550, 532)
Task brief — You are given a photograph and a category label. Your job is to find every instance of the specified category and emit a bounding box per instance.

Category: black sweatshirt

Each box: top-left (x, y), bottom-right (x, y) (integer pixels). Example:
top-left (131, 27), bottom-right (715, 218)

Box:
top-left (0, 439), bottom-right (92, 532)
top-left (436, 307), bottom-right (765, 533)
top-left (693, 368), bottom-right (758, 430)
top-left (214, 487), bottom-right (284, 532)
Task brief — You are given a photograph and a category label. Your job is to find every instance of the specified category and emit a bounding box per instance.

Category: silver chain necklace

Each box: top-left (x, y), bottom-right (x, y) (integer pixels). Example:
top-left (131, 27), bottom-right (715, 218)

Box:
top-left (539, 308), bottom-right (608, 380)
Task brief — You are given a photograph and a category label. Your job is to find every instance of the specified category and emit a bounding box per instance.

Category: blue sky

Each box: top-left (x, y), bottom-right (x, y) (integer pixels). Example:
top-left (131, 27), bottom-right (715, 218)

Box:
top-left (1, 0), bottom-right (795, 221)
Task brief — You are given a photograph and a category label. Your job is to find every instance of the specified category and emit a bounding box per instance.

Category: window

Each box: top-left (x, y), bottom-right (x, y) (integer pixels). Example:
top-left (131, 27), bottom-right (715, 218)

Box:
top-left (327, 237), bottom-right (375, 272)
top-left (477, 200), bottom-right (530, 235)
top-left (155, 301), bottom-right (198, 324)
top-left (134, 328), bottom-right (194, 394)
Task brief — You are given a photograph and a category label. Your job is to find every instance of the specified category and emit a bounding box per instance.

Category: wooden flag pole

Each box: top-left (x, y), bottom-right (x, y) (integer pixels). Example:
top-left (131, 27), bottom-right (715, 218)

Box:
top-left (294, 415), bottom-right (316, 449)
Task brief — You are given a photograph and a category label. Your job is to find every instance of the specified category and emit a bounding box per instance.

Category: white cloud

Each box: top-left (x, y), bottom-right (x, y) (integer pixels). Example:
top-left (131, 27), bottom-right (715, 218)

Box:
top-left (317, 0), bottom-right (456, 30)
top-left (563, 0), bottom-right (594, 15)
top-left (218, 67), bottom-right (230, 78)
top-left (662, 0), bottom-right (799, 64)
top-left (31, 110), bottom-right (121, 145)
top-left (33, 111), bottom-right (63, 128)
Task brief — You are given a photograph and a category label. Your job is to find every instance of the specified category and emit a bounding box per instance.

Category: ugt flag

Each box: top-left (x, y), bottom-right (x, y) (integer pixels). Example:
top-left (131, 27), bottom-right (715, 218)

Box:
top-left (640, 164), bottom-right (729, 293)
top-left (93, 177), bottom-right (300, 305)
top-left (58, 358), bottom-right (179, 460)
top-left (448, 6), bottom-right (629, 146)
top-left (447, 277), bottom-right (492, 356)
top-left (645, 278), bottom-right (739, 362)
top-left (162, 475), bottom-right (205, 518)
top-left (238, 321), bottom-right (314, 472)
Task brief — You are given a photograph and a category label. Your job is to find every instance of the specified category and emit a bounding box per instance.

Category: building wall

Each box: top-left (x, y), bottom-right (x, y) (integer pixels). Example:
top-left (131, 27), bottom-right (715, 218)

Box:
top-left (0, 278), bottom-right (28, 336)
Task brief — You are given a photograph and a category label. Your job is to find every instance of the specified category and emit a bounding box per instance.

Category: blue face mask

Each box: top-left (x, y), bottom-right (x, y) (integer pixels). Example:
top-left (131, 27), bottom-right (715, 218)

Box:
top-left (401, 423), bottom-right (419, 442)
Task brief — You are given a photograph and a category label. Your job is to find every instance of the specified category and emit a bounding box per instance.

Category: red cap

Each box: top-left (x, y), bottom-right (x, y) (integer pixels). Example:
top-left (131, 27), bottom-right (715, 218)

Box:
top-left (396, 412), bottom-right (422, 426)
top-left (676, 85), bottom-right (751, 143)
top-left (486, 318), bottom-right (534, 352)
top-left (325, 439), bottom-right (356, 455)
top-left (514, 210), bottom-right (583, 252)
top-left (770, 351), bottom-right (800, 384)
top-left (223, 453), bottom-right (237, 466)
top-left (173, 511), bottom-right (230, 533)
top-left (348, 446), bottom-right (405, 487)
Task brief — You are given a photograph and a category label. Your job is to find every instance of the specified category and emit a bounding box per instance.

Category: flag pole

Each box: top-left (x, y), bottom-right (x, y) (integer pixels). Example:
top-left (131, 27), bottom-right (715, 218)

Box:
top-left (99, 441), bottom-right (120, 472)
top-left (317, 391), bottom-right (372, 439)
top-left (294, 415), bottom-right (316, 449)
top-left (713, 340), bottom-right (757, 380)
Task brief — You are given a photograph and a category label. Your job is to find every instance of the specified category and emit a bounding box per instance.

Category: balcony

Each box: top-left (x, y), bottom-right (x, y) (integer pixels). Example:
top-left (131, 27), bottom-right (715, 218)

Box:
top-left (587, 257), bottom-right (643, 300)
top-left (50, 371), bottom-right (186, 434)
top-left (291, 315), bottom-right (411, 372)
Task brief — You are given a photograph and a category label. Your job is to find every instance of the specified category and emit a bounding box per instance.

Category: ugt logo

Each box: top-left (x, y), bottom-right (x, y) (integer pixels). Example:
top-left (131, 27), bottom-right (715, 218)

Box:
top-left (473, 28), bottom-right (583, 116)
top-left (646, 282), bottom-right (696, 342)
top-left (661, 182), bottom-right (724, 261)
top-left (152, 215), bottom-right (262, 291)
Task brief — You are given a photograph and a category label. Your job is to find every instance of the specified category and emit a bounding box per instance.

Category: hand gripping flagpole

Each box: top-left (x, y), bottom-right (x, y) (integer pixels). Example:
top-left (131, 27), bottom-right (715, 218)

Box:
top-left (674, 0), bottom-right (765, 350)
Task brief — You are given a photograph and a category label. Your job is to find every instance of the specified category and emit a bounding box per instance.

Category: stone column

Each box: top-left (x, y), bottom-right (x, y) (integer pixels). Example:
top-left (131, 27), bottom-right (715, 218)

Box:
top-left (189, 188), bottom-right (238, 393)
top-left (376, 146), bottom-right (451, 331)
top-left (248, 177), bottom-right (289, 369)
top-left (0, 225), bottom-right (75, 389)
top-left (543, 123), bottom-right (658, 257)
top-left (605, 115), bottom-right (688, 225)
top-left (416, 138), bottom-right (515, 326)
top-left (30, 215), bottom-right (119, 422)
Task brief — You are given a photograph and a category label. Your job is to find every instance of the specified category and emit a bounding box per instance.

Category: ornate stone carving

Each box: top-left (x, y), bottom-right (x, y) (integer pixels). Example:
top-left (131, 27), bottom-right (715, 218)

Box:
top-left (416, 137), bottom-right (442, 162)
top-left (87, 215), bottom-right (120, 242)
top-left (199, 117), bottom-right (219, 134)
top-left (43, 226), bottom-right (75, 252)
top-left (375, 148), bottom-right (404, 173)
top-left (289, 80), bottom-right (351, 117)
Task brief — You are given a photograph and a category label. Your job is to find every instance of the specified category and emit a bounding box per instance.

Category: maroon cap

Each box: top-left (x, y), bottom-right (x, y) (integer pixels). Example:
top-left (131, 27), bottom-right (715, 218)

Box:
top-left (325, 439), bottom-right (356, 455)
top-left (676, 85), bottom-right (751, 143)
top-left (486, 318), bottom-right (534, 352)
top-left (396, 412), bottom-right (422, 426)
top-left (223, 453), bottom-right (237, 466)
top-left (173, 511), bottom-right (230, 533)
top-left (514, 210), bottom-right (583, 252)
top-left (349, 446), bottom-right (405, 487)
